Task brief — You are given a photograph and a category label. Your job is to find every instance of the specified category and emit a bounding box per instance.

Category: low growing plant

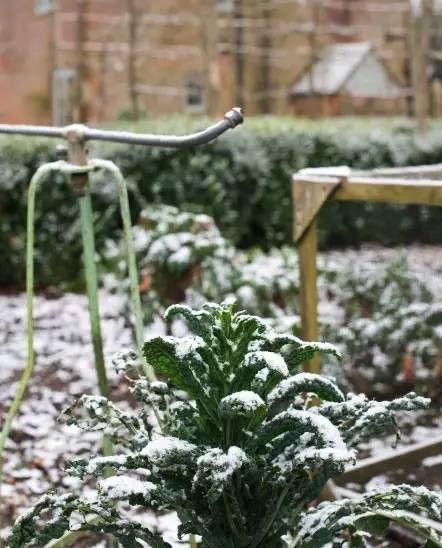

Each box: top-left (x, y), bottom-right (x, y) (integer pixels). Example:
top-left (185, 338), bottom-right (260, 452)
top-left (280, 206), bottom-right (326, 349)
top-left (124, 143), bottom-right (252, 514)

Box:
top-left (106, 207), bottom-right (301, 333)
top-left (105, 205), bottom-right (233, 325)
top-left (11, 302), bottom-right (442, 547)
top-left (331, 256), bottom-right (442, 396)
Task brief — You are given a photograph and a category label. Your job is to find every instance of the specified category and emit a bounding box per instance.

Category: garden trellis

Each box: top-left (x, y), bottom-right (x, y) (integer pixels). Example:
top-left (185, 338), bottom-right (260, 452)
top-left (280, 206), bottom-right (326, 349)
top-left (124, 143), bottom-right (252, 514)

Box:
top-left (0, 108), bottom-right (243, 484)
top-left (293, 163), bottom-right (442, 482)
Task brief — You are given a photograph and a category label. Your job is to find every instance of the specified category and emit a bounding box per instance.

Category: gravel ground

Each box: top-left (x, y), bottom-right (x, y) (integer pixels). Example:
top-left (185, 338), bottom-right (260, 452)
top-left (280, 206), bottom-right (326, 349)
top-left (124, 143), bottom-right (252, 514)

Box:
top-left (1, 245), bottom-right (441, 546)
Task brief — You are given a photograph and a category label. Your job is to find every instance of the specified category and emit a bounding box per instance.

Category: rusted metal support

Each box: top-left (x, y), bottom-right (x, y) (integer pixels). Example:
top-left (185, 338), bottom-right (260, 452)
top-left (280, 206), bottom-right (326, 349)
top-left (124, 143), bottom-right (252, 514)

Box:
top-left (0, 163), bottom-right (62, 489)
top-left (66, 132), bottom-right (110, 398)
top-left (65, 133), bottom-right (114, 461)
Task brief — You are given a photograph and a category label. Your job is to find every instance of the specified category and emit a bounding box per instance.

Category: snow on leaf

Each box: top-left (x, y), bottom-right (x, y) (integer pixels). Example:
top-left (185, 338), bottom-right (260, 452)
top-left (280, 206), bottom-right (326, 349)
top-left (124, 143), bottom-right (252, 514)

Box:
top-left (218, 390), bottom-right (267, 422)
top-left (192, 446), bottom-right (249, 503)
top-left (291, 484), bottom-right (442, 548)
top-left (141, 436), bottom-right (200, 468)
top-left (99, 476), bottom-right (157, 502)
top-left (267, 373), bottom-right (345, 408)
top-left (243, 351), bottom-right (289, 377)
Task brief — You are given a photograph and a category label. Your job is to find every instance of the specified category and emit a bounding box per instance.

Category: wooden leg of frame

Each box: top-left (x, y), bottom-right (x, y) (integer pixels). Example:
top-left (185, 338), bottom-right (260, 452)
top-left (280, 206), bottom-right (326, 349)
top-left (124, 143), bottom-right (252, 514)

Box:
top-left (298, 218), bottom-right (320, 373)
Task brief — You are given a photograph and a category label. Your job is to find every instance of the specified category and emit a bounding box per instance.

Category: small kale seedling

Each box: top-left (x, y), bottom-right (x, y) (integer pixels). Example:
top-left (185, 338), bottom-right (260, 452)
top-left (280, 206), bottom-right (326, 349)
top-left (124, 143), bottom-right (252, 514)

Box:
top-left (11, 303), bottom-right (442, 547)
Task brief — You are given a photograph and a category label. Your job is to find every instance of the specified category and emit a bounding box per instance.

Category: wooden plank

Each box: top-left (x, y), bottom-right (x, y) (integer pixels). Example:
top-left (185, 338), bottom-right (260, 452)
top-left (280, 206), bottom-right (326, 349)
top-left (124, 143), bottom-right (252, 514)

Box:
top-left (337, 436), bottom-right (442, 484)
top-left (292, 174), bottom-right (341, 242)
top-left (333, 177), bottom-right (442, 206)
top-left (371, 163), bottom-right (442, 178)
top-left (297, 218), bottom-right (320, 373)
top-left (298, 164), bottom-right (442, 179)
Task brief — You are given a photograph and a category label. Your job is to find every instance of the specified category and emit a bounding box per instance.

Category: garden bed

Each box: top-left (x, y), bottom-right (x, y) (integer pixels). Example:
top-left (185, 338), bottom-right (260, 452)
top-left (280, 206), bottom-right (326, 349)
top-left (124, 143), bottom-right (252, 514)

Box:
top-left (1, 245), bottom-right (441, 546)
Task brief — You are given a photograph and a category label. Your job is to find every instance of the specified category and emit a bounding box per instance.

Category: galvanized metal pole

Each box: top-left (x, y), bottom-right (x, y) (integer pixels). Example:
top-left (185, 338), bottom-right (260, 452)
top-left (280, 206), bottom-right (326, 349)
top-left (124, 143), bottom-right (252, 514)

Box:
top-left (87, 159), bottom-right (155, 379)
top-left (65, 131), bottom-right (113, 457)
top-left (0, 163), bottom-right (59, 490)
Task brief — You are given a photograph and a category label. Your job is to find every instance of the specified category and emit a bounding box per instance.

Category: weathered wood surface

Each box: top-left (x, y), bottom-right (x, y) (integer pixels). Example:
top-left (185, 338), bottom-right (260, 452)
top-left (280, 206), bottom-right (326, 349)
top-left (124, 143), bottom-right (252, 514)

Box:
top-left (294, 167), bottom-right (442, 376)
top-left (338, 436), bottom-right (442, 484)
top-left (333, 176), bottom-right (442, 206)
top-left (297, 219), bottom-right (320, 373)
top-left (292, 174), bottom-right (341, 242)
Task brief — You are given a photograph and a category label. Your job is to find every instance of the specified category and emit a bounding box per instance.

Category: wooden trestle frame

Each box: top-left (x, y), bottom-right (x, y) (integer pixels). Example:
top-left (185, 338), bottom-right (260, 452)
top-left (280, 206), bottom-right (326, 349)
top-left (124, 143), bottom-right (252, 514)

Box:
top-left (292, 163), bottom-right (442, 482)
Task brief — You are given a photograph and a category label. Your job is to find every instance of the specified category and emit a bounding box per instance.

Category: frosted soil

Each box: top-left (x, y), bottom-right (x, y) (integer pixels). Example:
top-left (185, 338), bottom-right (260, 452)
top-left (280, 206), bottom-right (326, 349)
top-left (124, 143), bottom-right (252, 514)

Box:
top-left (1, 245), bottom-right (441, 546)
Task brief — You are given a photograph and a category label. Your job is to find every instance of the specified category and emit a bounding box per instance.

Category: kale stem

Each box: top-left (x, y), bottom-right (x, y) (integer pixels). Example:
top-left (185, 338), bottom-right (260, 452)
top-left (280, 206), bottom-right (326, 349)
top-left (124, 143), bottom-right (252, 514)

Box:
top-left (226, 419), bottom-right (232, 446)
top-left (223, 491), bottom-right (241, 541)
top-left (248, 480), bottom-right (296, 548)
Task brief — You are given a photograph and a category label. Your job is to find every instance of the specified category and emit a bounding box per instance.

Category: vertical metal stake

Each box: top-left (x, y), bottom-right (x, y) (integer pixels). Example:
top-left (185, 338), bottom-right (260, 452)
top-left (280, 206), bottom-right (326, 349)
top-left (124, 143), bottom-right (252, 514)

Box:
top-left (0, 163), bottom-right (55, 491)
top-left (67, 135), bottom-right (112, 457)
top-left (91, 160), bottom-right (156, 381)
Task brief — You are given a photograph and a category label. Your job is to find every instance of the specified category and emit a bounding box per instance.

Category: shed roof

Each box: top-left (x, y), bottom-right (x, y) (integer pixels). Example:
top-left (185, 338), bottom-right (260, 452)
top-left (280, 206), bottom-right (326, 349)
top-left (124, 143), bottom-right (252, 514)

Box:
top-left (291, 42), bottom-right (389, 96)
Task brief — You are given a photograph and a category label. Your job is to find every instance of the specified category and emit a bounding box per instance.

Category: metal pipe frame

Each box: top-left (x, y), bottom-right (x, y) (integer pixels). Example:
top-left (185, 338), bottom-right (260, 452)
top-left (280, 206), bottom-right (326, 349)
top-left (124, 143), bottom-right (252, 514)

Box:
top-left (0, 108), bottom-right (243, 148)
top-left (0, 110), bottom-right (243, 548)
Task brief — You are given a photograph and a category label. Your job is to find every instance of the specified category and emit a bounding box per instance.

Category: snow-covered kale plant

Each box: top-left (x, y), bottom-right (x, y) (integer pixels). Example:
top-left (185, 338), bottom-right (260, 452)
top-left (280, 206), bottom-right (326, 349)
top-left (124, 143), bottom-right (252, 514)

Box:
top-left (188, 247), bottom-right (301, 333)
top-left (331, 255), bottom-right (442, 397)
top-left (104, 205), bottom-right (234, 325)
top-left (105, 205), bottom-right (301, 332)
top-left (11, 302), bottom-right (442, 547)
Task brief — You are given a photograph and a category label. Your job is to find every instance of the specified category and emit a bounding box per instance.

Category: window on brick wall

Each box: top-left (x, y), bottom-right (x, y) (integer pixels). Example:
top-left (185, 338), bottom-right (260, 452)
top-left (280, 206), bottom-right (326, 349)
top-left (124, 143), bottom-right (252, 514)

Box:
top-left (184, 74), bottom-right (205, 113)
top-left (52, 69), bottom-right (77, 125)
top-left (35, 0), bottom-right (54, 15)
top-left (216, 0), bottom-right (234, 13)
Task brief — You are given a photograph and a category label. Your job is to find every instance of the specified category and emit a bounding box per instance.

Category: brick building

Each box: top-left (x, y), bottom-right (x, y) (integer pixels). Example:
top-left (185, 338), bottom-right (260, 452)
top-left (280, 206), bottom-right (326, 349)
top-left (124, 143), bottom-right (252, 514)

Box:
top-left (0, 0), bottom-right (413, 124)
top-left (290, 42), bottom-right (406, 117)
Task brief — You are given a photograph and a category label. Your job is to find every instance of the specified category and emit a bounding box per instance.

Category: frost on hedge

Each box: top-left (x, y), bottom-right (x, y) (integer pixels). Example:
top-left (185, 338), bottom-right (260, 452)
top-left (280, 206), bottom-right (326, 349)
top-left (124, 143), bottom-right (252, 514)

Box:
top-left (11, 302), bottom-right (441, 548)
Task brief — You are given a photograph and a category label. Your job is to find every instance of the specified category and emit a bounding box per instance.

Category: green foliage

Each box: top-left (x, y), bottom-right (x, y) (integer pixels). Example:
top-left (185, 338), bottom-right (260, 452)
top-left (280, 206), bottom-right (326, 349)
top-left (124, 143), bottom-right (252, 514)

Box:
top-left (2, 119), bottom-right (442, 286)
top-left (104, 204), bottom-right (233, 322)
top-left (0, 139), bottom-right (120, 287)
top-left (187, 247), bottom-right (300, 331)
top-left (107, 206), bottom-right (441, 397)
top-left (11, 302), bottom-right (439, 548)
top-left (106, 205), bottom-right (300, 328)
top-left (290, 484), bottom-right (442, 548)
top-left (330, 256), bottom-right (442, 396)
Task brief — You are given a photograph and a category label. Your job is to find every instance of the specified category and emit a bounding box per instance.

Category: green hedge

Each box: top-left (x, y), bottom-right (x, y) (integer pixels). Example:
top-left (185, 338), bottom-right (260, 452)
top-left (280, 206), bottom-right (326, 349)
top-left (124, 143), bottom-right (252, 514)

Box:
top-left (1, 118), bottom-right (442, 286)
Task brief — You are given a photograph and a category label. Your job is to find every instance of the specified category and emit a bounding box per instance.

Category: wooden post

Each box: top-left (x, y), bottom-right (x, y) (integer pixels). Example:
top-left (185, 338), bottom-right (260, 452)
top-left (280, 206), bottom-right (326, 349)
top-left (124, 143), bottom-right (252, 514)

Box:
top-left (410, 0), bottom-right (432, 132)
top-left (298, 218), bottom-right (320, 373)
top-left (233, 0), bottom-right (245, 108)
top-left (127, 0), bottom-right (140, 120)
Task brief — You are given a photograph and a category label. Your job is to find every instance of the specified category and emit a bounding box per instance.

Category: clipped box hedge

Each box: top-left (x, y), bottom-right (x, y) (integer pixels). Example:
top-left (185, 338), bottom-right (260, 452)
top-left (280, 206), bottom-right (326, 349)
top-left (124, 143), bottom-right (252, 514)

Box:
top-left (1, 118), bottom-right (442, 287)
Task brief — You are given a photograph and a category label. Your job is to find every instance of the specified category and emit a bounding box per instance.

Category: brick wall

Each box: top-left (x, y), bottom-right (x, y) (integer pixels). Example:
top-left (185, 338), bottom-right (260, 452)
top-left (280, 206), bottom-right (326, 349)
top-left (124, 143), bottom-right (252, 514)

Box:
top-left (0, 0), bottom-right (411, 124)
